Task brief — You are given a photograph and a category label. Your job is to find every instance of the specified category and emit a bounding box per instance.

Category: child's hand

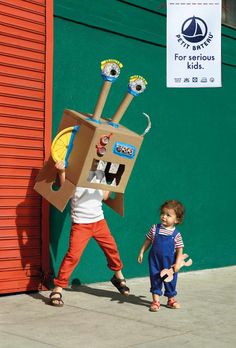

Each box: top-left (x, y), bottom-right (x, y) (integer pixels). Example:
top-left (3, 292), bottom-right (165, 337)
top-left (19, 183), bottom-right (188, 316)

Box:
top-left (173, 262), bottom-right (181, 273)
top-left (55, 160), bottom-right (66, 186)
top-left (138, 253), bottom-right (143, 263)
top-left (55, 160), bottom-right (65, 172)
top-left (103, 191), bottom-right (110, 201)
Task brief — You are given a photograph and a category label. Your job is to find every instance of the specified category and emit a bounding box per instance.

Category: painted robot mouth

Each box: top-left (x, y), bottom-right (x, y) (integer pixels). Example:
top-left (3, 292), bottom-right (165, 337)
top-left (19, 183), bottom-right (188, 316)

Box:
top-left (87, 159), bottom-right (125, 187)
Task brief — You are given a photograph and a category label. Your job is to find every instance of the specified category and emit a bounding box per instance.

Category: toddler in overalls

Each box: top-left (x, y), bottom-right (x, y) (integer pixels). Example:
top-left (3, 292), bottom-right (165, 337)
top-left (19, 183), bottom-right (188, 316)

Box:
top-left (138, 200), bottom-right (185, 311)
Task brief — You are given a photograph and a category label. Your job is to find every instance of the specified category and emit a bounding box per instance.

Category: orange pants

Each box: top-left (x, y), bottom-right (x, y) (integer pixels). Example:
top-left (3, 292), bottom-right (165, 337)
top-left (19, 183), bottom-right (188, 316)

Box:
top-left (54, 219), bottom-right (123, 288)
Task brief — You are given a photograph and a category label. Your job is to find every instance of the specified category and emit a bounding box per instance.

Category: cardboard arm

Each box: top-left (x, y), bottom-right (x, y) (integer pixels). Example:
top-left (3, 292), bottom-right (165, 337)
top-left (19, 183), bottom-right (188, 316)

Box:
top-left (104, 192), bottom-right (124, 217)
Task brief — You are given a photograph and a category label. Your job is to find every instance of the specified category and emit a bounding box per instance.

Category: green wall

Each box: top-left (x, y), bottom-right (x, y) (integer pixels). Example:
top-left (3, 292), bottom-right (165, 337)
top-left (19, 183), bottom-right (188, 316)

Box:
top-left (50, 0), bottom-right (236, 284)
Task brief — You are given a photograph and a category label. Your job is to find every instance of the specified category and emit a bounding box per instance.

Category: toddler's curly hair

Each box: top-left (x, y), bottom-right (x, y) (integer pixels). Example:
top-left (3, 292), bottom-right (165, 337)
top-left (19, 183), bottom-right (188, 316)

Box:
top-left (160, 200), bottom-right (185, 224)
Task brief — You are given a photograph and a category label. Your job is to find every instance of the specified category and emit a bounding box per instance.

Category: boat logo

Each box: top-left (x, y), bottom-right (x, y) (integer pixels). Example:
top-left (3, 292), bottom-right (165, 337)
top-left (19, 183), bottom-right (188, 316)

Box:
top-left (181, 16), bottom-right (208, 43)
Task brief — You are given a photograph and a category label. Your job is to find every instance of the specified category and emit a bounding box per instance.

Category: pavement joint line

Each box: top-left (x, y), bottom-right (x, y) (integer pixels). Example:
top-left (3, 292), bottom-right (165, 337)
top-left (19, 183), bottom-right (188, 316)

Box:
top-left (0, 308), bottom-right (85, 325)
top-left (56, 303), bottom-right (186, 332)
top-left (0, 329), bottom-right (58, 348)
top-left (124, 331), bottom-right (195, 348)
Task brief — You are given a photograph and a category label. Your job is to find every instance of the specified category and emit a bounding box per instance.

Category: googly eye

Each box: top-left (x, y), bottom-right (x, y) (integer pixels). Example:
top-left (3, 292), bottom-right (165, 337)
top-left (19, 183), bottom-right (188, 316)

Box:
top-left (102, 62), bottom-right (120, 78)
top-left (101, 59), bottom-right (123, 82)
top-left (129, 76), bottom-right (147, 95)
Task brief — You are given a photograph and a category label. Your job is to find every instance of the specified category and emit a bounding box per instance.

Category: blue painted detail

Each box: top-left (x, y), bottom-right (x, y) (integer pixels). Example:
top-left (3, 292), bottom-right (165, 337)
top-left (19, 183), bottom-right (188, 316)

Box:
top-left (113, 142), bottom-right (136, 159)
top-left (86, 117), bottom-right (102, 124)
top-left (128, 86), bottom-right (140, 97)
top-left (107, 121), bottom-right (119, 128)
top-left (64, 125), bottom-right (80, 167)
top-left (102, 74), bottom-right (117, 82)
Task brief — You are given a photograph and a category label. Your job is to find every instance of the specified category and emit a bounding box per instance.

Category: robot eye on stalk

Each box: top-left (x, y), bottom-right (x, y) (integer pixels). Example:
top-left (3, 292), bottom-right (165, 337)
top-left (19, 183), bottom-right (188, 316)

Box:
top-left (101, 59), bottom-right (123, 82)
top-left (110, 75), bottom-right (148, 126)
top-left (93, 59), bottom-right (123, 122)
top-left (128, 75), bottom-right (147, 95)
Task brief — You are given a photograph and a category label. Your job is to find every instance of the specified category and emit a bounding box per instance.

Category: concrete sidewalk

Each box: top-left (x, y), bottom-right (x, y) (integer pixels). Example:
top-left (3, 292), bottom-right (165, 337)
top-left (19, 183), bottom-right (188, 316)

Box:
top-left (0, 266), bottom-right (236, 348)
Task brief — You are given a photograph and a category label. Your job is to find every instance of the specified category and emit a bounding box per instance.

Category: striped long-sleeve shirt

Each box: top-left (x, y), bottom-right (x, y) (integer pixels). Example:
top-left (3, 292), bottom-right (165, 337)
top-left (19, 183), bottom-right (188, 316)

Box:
top-left (146, 224), bottom-right (184, 249)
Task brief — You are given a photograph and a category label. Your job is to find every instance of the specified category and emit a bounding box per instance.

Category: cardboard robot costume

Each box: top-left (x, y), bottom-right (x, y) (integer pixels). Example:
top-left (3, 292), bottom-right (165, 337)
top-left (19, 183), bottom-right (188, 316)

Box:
top-left (34, 59), bottom-right (150, 215)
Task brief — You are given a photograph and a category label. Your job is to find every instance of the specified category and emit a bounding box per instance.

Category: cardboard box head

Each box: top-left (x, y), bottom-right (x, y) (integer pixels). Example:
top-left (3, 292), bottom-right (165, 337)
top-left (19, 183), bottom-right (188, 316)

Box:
top-left (34, 60), bottom-right (150, 215)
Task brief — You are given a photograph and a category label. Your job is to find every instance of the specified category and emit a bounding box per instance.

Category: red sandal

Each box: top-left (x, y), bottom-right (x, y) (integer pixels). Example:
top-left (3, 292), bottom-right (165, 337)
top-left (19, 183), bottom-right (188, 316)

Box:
top-left (167, 298), bottom-right (180, 309)
top-left (149, 301), bottom-right (160, 312)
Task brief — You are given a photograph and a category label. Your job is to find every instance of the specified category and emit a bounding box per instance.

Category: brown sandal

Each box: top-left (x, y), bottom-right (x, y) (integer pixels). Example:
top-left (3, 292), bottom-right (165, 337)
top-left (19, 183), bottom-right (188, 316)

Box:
top-left (150, 301), bottom-right (160, 312)
top-left (111, 275), bottom-right (130, 296)
top-left (49, 291), bottom-right (64, 307)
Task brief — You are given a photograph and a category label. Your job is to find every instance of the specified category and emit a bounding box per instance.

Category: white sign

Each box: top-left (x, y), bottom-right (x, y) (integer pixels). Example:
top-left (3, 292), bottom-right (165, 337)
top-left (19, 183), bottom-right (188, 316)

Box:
top-left (167, 1), bottom-right (222, 88)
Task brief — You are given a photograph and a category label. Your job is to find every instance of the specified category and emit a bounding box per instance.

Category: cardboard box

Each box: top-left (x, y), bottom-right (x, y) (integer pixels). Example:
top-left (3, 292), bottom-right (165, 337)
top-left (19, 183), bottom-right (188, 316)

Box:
top-left (34, 60), bottom-right (148, 215)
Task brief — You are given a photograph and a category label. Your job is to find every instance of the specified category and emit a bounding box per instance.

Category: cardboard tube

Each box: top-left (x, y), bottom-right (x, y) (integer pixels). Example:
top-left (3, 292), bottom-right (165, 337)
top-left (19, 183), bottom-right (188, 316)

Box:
top-left (111, 93), bottom-right (134, 124)
top-left (93, 80), bottom-right (112, 121)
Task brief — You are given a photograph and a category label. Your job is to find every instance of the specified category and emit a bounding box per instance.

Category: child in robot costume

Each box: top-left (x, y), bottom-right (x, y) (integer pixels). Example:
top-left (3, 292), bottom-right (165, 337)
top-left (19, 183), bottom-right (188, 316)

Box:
top-left (50, 160), bottom-right (130, 307)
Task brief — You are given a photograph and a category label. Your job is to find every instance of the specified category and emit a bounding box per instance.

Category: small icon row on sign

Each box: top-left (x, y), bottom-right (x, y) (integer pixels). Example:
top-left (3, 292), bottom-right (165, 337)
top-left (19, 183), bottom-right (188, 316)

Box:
top-left (174, 77), bottom-right (215, 83)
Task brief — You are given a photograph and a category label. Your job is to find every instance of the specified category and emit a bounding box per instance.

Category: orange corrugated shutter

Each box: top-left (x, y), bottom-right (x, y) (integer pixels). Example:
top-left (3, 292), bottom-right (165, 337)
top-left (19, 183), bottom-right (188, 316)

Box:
top-left (0, 0), bottom-right (53, 294)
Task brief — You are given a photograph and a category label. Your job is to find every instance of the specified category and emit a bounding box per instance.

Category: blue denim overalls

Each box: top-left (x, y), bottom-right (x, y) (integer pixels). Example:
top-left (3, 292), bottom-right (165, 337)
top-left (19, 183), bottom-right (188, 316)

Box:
top-left (148, 224), bottom-right (179, 297)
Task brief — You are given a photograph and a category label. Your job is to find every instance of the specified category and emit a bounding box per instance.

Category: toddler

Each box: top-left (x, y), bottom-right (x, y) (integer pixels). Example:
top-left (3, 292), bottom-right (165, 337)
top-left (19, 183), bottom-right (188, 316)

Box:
top-left (138, 200), bottom-right (185, 311)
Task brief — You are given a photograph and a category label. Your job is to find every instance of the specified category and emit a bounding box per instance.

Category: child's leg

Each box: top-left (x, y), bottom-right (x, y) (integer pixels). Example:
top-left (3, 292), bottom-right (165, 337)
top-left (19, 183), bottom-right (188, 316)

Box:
top-left (150, 293), bottom-right (160, 312)
top-left (148, 253), bottom-right (163, 297)
top-left (50, 223), bottom-right (92, 306)
top-left (163, 273), bottom-right (180, 308)
top-left (53, 223), bottom-right (92, 288)
top-left (163, 272), bottom-right (177, 298)
top-left (152, 293), bottom-right (160, 302)
top-left (148, 255), bottom-right (163, 311)
top-left (93, 219), bottom-right (129, 295)
top-left (93, 219), bottom-right (123, 271)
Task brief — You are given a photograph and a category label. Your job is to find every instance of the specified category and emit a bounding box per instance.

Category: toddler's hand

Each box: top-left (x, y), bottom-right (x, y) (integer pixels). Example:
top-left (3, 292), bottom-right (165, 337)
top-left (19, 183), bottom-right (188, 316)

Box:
top-left (55, 160), bottom-right (65, 171)
top-left (174, 262), bottom-right (181, 273)
top-left (138, 254), bottom-right (143, 264)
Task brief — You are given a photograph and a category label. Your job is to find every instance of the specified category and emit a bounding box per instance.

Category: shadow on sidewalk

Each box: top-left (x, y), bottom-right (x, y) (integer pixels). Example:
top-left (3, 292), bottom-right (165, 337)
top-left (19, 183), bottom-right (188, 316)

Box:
top-left (27, 280), bottom-right (166, 309)
top-left (26, 290), bottom-right (49, 305)
top-left (64, 280), bottom-right (153, 308)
